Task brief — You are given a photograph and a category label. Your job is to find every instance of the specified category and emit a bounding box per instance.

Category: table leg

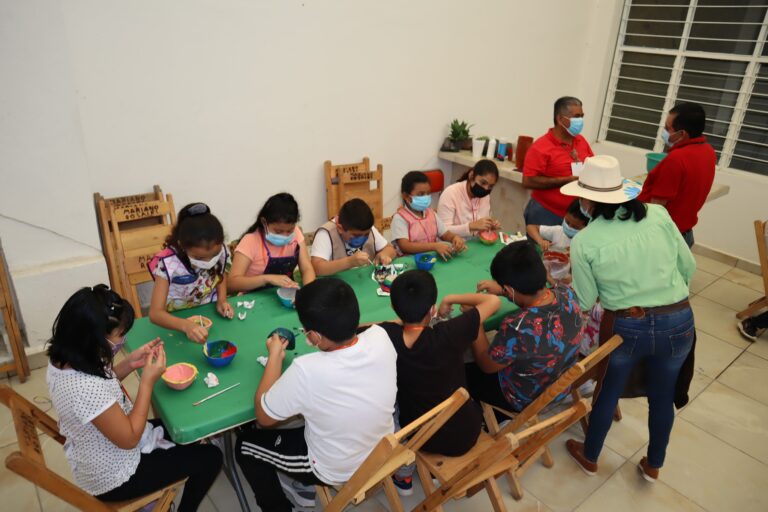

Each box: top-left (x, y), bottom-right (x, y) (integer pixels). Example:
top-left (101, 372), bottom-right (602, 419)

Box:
top-left (223, 430), bottom-right (251, 512)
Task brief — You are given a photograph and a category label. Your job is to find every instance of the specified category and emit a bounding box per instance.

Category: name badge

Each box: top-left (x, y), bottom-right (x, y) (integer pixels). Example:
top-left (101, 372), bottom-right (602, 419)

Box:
top-left (571, 162), bottom-right (584, 177)
top-left (171, 274), bottom-right (197, 285)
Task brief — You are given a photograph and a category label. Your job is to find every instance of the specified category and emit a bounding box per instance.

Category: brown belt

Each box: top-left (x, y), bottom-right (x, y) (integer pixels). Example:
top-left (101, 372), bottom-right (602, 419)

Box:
top-left (609, 298), bottom-right (690, 319)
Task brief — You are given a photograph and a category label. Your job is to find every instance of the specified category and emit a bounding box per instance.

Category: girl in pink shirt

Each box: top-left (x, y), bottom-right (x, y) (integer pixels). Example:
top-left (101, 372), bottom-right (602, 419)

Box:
top-left (437, 159), bottom-right (501, 239)
top-left (229, 193), bottom-right (316, 292)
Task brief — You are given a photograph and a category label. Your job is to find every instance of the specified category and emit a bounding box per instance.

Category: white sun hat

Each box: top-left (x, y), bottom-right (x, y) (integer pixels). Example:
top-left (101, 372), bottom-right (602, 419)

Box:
top-left (560, 155), bottom-right (642, 204)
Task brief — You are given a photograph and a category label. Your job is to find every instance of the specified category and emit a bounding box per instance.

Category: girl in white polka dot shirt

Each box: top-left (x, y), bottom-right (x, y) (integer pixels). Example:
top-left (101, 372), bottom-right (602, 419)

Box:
top-left (47, 285), bottom-right (222, 511)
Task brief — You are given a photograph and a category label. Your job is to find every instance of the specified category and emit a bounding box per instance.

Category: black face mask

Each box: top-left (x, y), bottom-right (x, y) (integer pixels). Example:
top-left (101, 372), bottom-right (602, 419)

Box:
top-left (470, 182), bottom-right (491, 198)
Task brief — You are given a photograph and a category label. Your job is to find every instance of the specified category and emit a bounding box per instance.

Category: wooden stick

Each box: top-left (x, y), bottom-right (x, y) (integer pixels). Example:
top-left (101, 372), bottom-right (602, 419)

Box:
top-left (192, 383), bottom-right (240, 406)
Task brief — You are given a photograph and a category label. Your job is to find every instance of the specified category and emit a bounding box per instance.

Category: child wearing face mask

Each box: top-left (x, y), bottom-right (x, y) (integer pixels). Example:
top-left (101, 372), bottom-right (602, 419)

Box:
top-left (391, 171), bottom-right (466, 260)
top-left (228, 192), bottom-right (316, 293)
top-left (526, 199), bottom-right (590, 252)
top-left (437, 159), bottom-right (502, 239)
top-left (310, 198), bottom-right (397, 276)
top-left (47, 285), bottom-right (222, 511)
top-left (148, 202), bottom-right (232, 343)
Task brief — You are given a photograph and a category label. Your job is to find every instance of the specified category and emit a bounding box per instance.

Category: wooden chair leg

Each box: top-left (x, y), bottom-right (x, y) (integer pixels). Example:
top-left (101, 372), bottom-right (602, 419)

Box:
top-left (737, 296), bottom-right (768, 320)
top-left (613, 404), bottom-right (623, 422)
top-left (541, 446), bottom-right (555, 468)
top-left (416, 462), bottom-right (444, 512)
top-left (506, 471), bottom-right (524, 501)
top-left (484, 477), bottom-right (507, 512)
top-left (382, 477), bottom-right (404, 512)
top-left (316, 485), bottom-right (332, 507)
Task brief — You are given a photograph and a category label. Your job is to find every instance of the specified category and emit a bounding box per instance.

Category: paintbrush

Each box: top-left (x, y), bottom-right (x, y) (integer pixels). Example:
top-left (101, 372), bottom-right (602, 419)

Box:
top-left (192, 382), bottom-right (240, 406)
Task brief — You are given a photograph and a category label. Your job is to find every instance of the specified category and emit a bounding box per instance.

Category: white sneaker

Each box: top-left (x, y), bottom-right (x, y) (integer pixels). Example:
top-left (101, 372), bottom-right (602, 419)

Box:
top-left (278, 473), bottom-right (316, 508)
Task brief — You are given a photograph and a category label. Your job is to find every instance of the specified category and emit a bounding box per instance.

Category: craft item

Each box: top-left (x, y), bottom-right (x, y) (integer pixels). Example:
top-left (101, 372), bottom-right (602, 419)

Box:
top-left (268, 327), bottom-right (296, 351)
top-left (192, 382), bottom-right (240, 406)
top-left (500, 231), bottom-right (526, 245)
top-left (238, 311), bottom-right (247, 320)
top-left (414, 252), bottom-right (437, 271)
top-left (188, 315), bottom-right (212, 331)
top-left (277, 287), bottom-right (297, 308)
top-left (243, 300), bottom-right (255, 310)
top-left (496, 138), bottom-right (508, 161)
top-left (472, 138), bottom-right (485, 158)
top-left (542, 251), bottom-right (571, 282)
top-left (204, 372), bottom-right (219, 388)
top-left (479, 231), bottom-right (499, 245)
top-left (203, 340), bottom-right (238, 367)
top-left (161, 363), bottom-right (198, 390)
top-left (237, 301), bottom-right (243, 307)
top-left (257, 356), bottom-right (269, 367)
top-left (485, 138), bottom-right (497, 159)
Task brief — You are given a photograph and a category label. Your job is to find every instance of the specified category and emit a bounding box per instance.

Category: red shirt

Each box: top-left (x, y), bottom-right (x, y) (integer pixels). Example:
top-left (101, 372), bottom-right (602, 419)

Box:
top-left (638, 136), bottom-right (716, 233)
top-left (523, 129), bottom-right (594, 217)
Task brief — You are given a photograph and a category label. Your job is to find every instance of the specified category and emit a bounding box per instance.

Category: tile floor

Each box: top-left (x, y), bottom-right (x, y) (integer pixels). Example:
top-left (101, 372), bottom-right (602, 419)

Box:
top-left (1, 253), bottom-right (767, 511)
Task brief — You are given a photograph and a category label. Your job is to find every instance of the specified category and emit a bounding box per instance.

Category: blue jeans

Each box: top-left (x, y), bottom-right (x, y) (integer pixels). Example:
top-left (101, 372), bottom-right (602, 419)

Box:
top-left (523, 198), bottom-right (563, 226)
top-left (583, 306), bottom-right (694, 468)
top-left (682, 229), bottom-right (694, 248)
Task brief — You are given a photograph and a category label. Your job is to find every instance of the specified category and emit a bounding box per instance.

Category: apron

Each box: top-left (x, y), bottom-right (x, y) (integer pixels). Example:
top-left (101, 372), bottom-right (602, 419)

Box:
top-left (262, 232), bottom-right (300, 277)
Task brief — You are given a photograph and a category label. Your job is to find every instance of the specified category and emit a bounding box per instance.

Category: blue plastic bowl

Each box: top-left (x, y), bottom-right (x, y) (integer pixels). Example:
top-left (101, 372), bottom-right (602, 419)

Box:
top-left (203, 340), bottom-right (238, 367)
top-left (268, 327), bottom-right (296, 351)
top-left (276, 287), bottom-right (297, 308)
top-left (414, 252), bottom-right (437, 271)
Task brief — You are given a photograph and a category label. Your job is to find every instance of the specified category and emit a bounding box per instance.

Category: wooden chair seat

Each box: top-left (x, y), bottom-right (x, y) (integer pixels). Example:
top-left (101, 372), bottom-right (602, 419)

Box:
top-left (418, 431), bottom-right (496, 488)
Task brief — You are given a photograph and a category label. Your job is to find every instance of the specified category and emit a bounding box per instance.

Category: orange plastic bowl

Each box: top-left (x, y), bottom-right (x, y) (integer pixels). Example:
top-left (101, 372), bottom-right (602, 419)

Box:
top-left (161, 362), bottom-right (198, 390)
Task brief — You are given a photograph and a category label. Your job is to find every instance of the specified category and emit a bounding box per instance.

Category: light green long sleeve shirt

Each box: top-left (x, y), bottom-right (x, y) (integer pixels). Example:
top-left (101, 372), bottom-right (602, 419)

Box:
top-left (570, 204), bottom-right (695, 311)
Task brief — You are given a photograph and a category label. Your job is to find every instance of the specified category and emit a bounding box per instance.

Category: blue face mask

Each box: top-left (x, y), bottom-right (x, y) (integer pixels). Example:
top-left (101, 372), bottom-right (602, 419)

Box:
top-left (347, 234), bottom-right (369, 248)
top-left (565, 117), bottom-right (584, 137)
top-left (579, 200), bottom-right (592, 220)
top-left (562, 220), bottom-right (580, 239)
top-left (409, 195), bottom-right (432, 212)
top-left (265, 230), bottom-right (295, 247)
top-left (661, 128), bottom-right (680, 147)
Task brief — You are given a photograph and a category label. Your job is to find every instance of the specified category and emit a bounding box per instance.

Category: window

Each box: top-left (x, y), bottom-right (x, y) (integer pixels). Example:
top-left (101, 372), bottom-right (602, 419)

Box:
top-left (599, 0), bottom-right (768, 176)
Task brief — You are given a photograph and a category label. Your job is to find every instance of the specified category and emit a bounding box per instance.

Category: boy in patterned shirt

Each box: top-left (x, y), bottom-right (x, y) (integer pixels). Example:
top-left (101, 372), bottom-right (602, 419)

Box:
top-left (469, 241), bottom-right (583, 412)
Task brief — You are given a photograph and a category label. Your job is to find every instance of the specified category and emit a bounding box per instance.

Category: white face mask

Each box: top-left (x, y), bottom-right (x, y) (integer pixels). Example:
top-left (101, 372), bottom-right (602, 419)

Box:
top-left (189, 247), bottom-right (223, 270)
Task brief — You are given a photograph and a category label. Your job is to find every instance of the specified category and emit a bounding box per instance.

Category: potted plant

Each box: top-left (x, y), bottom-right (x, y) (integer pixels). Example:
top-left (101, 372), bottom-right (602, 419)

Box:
top-left (449, 119), bottom-right (474, 151)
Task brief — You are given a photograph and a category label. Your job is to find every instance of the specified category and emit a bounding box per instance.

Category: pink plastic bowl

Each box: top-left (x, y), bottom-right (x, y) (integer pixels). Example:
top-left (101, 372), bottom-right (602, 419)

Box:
top-left (161, 362), bottom-right (198, 390)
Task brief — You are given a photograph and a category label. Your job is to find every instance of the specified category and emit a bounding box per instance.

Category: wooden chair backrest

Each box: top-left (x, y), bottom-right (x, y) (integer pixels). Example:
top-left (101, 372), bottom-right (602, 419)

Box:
top-left (512, 398), bottom-right (591, 465)
top-left (755, 219), bottom-right (768, 295)
top-left (324, 157), bottom-right (386, 232)
top-left (0, 241), bottom-right (29, 382)
top-left (500, 335), bottom-right (623, 433)
top-left (323, 388), bottom-right (469, 511)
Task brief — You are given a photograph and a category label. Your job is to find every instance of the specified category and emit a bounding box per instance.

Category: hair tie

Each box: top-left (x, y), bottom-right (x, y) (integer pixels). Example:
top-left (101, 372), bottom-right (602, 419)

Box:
top-left (187, 203), bottom-right (210, 216)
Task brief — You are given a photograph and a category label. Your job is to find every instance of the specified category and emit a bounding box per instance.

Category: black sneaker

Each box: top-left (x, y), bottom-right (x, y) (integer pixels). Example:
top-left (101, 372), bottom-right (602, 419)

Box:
top-left (277, 473), bottom-right (316, 508)
top-left (392, 474), bottom-right (414, 496)
top-left (737, 318), bottom-right (761, 342)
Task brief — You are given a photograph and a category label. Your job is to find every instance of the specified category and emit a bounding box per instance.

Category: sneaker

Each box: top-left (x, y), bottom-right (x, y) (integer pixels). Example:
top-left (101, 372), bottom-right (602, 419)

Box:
top-left (565, 439), bottom-right (598, 476)
top-left (278, 473), bottom-right (316, 508)
top-left (737, 318), bottom-right (763, 342)
top-left (392, 474), bottom-right (414, 496)
top-left (638, 457), bottom-right (659, 483)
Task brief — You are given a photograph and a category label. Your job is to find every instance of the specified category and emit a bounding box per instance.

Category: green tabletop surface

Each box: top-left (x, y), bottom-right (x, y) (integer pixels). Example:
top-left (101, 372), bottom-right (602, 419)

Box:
top-left (124, 239), bottom-right (517, 444)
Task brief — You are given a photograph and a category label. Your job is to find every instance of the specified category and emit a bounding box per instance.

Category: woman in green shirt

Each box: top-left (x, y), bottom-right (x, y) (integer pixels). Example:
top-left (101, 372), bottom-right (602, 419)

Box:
top-left (559, 155), bottom-right (695, 483)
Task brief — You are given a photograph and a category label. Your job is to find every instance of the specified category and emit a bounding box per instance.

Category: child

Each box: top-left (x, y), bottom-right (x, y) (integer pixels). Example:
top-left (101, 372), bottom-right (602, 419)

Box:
top-left (379, 270), bottom-right (500, 494)
top-left (311, 198), bottom-right (397, 276)
top-left (469, 241), bottom-right (583, 413)
top-left (47, 285), bottom-right (222, 511)
top-left (392, 171), bottom-right (467, 260)
top-left (149, 202), bottom-right (233, 343)
top-left (228, 192), bottom-right (316, 292)
top-left (526, 198), bottom-right (589, 252)
top-left (235, 278), bottom-right (397, 511)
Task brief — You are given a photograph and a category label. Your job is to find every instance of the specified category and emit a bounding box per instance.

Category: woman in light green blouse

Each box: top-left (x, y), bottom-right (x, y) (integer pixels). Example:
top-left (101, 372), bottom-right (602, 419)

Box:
top-left (559, 155), bottom-right (695, 483)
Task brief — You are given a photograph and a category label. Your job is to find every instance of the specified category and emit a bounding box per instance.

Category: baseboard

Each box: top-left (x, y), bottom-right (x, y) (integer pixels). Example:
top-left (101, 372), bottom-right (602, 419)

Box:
top-left (692, 243), bottom-right (761, 275)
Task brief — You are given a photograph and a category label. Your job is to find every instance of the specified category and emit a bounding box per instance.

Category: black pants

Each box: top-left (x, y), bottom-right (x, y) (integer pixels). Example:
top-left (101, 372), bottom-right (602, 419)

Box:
top-left (465, 362), bottom-right (521, 418)
top-left (96, 420), bottom-right (223, 512)
top-left (235, 426), bottom-right (325, 512)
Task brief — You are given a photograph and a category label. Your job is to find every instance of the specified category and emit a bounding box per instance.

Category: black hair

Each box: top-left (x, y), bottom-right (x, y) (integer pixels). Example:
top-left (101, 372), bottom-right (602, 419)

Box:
top-left (490, 241), bottom-right (547, 295)
top-left (165, 203), bottom-right (225, 274)
top-left (47, 284), bottom-right (135, 379)
top-left (458, 159), bottom-right (500, 182)
top-left (566, 199), bottom-right (590, 226)
top-left (401, 171), bottom-right (430, 195)
top-left (670, 102), bottom-right (706, 138)
top-left (389, 270), bottom-right (437, 323)
top-left (338, 198), bottom-right (374, 231)
top-left (243, 193), bottom-right (300, 236)
top-left (553, 96), bottom-right (582, 125)
top-left (590, 198), bottom-right (648, 223)
top-left (295, 278), bottom-right (360, 343)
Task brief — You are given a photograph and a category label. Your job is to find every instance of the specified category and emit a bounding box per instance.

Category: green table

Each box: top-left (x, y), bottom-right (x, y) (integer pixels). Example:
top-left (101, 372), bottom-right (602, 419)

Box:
top-left (124, 239), bottom-right (516, 444)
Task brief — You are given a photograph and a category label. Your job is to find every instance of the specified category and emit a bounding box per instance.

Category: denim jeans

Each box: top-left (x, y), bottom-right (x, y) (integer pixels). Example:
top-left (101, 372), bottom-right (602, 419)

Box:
top-left (583, 306), bottom-right (694, 468)
top-left (682, 229), bottom-right (694, 248)
top-left (523, 198), bottom-right (564, 226)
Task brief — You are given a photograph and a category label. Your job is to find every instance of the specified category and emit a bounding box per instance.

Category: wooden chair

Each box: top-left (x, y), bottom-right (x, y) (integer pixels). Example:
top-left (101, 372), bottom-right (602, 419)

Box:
top-left (0, 239), bottom-right (29, 382)
top-left (316, 388), bottom-right (469, 512)
top-left (415, 399), bottom-right (591, 512)
top-left (324, 157), bottom-right (386, 232)
top-left (0, 385), bottom-right (186, 511)
top-left (737, 219), bottom-right (768, 319)
top-left (481, 335), bottom-right (623, 500)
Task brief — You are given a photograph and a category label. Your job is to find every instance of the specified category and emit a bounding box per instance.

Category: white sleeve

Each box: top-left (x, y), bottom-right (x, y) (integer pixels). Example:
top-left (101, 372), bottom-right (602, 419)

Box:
top-left (370, 227), bottom-right (389, 252)
top-left (260, 362), bottom-right (308, 421)
top-left (72, 376), bottom-right (120, 424)
top-left (539, 225), bottom-right (560, 242)
top-left (390, 214), bottom-right (410, 241)
top-left (310, 229), bottom-right (333, 260)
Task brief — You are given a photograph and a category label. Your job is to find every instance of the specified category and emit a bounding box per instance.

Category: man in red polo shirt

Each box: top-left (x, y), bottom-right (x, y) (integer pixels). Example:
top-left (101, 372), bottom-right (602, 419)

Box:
top-left (638, 102), bottom-right (716, 247)
top-left (523, 96), bottom-right (595, 227)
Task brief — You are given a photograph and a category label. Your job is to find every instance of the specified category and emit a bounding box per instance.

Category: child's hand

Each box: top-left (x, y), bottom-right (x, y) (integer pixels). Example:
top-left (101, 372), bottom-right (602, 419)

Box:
top-left (374, 253), bottom-right (392, 266)
top-left (350, 251), bottom-right (371, 268)
top-left (217, 300), bottom-right (234, 319)
top-left (451, 237), bottom-right (467, 253)
top-left (265, 333), bottom-right (289, 359)
top-left (127, 338), bottom-right (163, 370)
top-left (184, 322), bottom-right (209, 344)
top-left (539, 239), bottom-right (551, 251)
top-left (477, 279), bottom-right (503, 295)
top-left (434, 243), bottom-right (453, 261)
top-left (438, 299), bottom-right (454, 318)
top-left (267, 275), bottom-right (299, 288)
top-left (141, 345), bottom-right (167, 385)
